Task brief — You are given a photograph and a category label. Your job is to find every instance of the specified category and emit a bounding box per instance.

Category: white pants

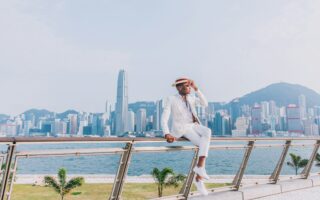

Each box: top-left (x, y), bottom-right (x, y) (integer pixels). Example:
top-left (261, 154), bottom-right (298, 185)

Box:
top-left (181, 123), bottom-right (211, 157)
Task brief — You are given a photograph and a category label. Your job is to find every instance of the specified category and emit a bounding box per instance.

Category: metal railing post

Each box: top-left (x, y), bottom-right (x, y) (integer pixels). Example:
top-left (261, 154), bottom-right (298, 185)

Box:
top-left (109, 141), bottom-right (134, 200)
top-left (301, 140), bottom-right (320, 179)
top-left (6, 156), bottom-right (18, 200)
top-left (0, 143), bottom-right (16, 200)
top-left (179, 148), bottom-right (199, 199)
top-left (232, 141), bottom-right (254, 190)
top-left (269, 140), bottom-right (291, 184)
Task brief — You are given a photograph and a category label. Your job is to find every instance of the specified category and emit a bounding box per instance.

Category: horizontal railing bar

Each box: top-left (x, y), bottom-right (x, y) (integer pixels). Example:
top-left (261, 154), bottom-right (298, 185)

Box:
top-left (12, 142), bottom-right (320, 158)
top-left (133, 146), bottom-right (196, 152)
top-left (0, 137), bottom-right (320, 144)
top-left (16, 148), bottom-right (125, 157)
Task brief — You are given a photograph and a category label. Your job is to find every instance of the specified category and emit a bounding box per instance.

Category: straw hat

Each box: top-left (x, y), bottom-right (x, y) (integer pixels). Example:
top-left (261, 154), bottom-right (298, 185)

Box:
top-left (172, 77), bottom-right (190, 87)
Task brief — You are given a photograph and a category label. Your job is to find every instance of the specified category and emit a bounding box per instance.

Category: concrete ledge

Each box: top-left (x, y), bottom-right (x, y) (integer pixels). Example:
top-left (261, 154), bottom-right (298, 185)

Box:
top-left (279, 179), bottom-right (313, 192)
top-left (188, 175), bottom-right (320, 200)
top-left (190, 191), bottom-right (243, 200)
top-left (240, 184), bottom-right (282, 199)
top-left (310, 175), bottom-right (320, 186)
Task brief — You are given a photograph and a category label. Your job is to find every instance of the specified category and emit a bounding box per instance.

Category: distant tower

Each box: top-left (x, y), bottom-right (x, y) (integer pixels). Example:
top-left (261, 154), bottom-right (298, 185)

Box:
top-left (260, 101), bottom-right (270, 122)
top-left (299, 94), bottom-right (307, 120)
top-left (287, 104), bottom-right (303, 134)
top-left (127, 110), bottom-right (135, 132)
top-left (154, 100), bottom-right (164, 131)
top-left (115, 70), bottom-right (129, 135)
top-left (136, 109), bottom-right (147, 133)
top-left (68, 114), bottom-right (78, 135)
top-left (105, 100), bottom-right (112, 117)
top-left (230, 98), bottom-right (240, 129)
top-left (251, 105), bottom-right (262, 135)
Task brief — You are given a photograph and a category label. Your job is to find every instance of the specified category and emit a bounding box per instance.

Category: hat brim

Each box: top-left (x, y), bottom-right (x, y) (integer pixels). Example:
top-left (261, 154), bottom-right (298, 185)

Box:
top-left (172, 79), bottom-right (189, 87)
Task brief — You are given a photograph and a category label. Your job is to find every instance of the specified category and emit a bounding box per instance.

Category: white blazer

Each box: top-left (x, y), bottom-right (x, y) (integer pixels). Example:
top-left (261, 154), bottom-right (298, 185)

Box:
top-left (161, 90), bottom-right (208, 138)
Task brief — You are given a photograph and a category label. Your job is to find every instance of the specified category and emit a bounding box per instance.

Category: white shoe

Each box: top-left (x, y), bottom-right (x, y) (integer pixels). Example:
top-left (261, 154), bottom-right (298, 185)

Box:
top-left (193, 166), bottom-right (210, 180)
top-left (194, 180), bottom-right (208, 196)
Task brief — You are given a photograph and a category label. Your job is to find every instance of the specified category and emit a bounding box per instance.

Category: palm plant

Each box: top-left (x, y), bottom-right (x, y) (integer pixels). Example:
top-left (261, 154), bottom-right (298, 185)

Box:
top-left (44, 168), bottom-right (84, 200)
top-left (151, 167), bottom-right (186, 197)
top-left (286, 153), bottom-right (308, 175)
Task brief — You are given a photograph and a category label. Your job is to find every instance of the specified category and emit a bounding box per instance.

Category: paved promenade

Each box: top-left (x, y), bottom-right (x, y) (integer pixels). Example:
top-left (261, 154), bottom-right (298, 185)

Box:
top-left (190, 175), bottom-right (320, 200)
top-left (259, 186), bottom-right (320, 200)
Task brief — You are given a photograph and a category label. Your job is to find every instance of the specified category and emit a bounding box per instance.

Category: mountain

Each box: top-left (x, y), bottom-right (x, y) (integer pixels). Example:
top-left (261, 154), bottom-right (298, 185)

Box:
top-left (22, 109), bottom-right (79, 120)
top-left (23, 109), bottom-right (54, 119)
top-left (56, 110), bottom-right (79, 119)
top-left (235, 82), bottom-right (320, 107)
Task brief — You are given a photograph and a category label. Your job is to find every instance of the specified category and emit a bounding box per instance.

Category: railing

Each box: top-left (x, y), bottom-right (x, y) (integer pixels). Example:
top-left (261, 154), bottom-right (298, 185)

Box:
top-left (0, 137), bottom-right (319, 200)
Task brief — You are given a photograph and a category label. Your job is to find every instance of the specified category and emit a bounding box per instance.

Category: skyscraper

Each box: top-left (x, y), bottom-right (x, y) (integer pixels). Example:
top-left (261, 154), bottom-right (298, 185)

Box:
top-left (287, 104), bottom-right (303, 134)
top-left (136, 108), bottom-right (147, 133)
top-left (68, 114), bottom-right (78, 135)
top-left (153, 100), bottom-right (164, 131)
top-left (251, 105), bottom-right (262, 135)
top-left (260, 101), bottom-right (270, 122)
top-left (127, 110), bottom-right (135, 132)
top-left (299, 94), bottom-right (307, 120)
top-left (105, 100), bottom-right (112, 118)
top-left (230, 98), bottom-right (240, 129)
top-left (115, 70), bottom-right (129, 135)
top-left (213, 111), bottom-right (231, 136)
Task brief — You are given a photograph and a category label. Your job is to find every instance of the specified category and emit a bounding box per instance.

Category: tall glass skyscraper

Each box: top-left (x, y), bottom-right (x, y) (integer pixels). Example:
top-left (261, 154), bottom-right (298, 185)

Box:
top-left (115, 70), bottom-right (128, 135)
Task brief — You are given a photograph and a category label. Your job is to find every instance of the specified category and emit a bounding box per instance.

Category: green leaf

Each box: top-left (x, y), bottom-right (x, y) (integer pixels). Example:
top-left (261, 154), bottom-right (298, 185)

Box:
top-left (63, 177), bottom-right (84, 195)
top-left (58, 168), bottom-right (67, 188)
top-left (44, 176), bottom-right (61, 194)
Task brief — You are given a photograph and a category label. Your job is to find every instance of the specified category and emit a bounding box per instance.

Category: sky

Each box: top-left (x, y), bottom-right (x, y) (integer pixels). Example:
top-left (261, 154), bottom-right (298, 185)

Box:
top-left (1, 0), bottom-right (320, 116)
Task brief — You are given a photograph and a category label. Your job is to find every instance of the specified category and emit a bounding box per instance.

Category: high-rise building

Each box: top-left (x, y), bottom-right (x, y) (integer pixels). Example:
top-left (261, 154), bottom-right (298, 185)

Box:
top-left (77, 120), bottom-right (87, 136)
top-left (251, 105), bottom-right (262, 135)
top-left (299, 94), bottom-right (307, 120)
top-left (260, 101), bottom-right (270, 122)
top-left (241, 105), bottom-right (251, 117)
top-left (115, 70), bottom-right (129, 135)
top-left (136, 109), bottom-right (147, 133)
top-left (105, 100), bottom-right (112, 118)
top-left (23, 120), bottom-right (33, 136)
top-left (52, 119), bottom-right (61, 135)
top-left (230, 98), bottom-right (240, 129)
top-left (269, 100), bottom-right (277, 116)
top-left (68, 114), bottom-right (78, 135)
top-left (91, 114), bottom-right (99, 135)
top-left (213, 111), bottom-right (231, 136)
top-left (153, 100), bottom-right (164, 131)
top-left (127, 110), bottom-right (135, 132)
top-left (287, 104), bottom-right (303, 134)
top-left (232, 116), bottom-right (249, 137)
top-left (303, 119), bottom-right (319, 136)
top-left (196, 105), bottom-right (207, 126)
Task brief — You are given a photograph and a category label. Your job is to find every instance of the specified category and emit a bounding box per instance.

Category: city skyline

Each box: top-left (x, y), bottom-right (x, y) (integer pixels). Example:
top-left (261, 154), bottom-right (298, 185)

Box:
top-left (2, 1), bottom-right (320, 115)
top-left (1, 81), bottom-right (320, 116)
top-left (2, 83), bottom-right (320, 137)
top-left (0, 70), bottom-right (319, 137)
